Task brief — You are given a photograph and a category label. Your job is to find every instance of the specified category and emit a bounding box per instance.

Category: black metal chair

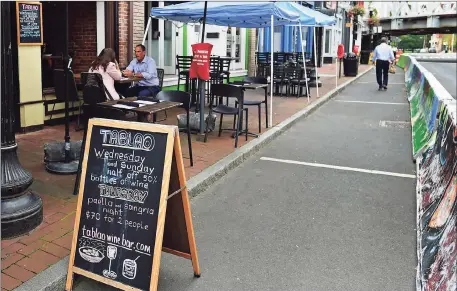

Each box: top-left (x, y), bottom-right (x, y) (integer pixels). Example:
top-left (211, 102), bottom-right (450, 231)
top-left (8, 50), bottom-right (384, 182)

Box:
top-left (176, 55), bottom-right (193, 92)
top-left (240, 76), bottom-right (268, 133)
top-left (256, 52), bottom-right (270, 77)
top-left (205, 84), bottom-right (248, 148)
top-left (285, 66), bottom-right (308, 98)
top-left (80, 72), bottom-right (112, 105)
top-left (206, 56), bottom-right (222, 104)
top-left (156, 91), bottom-right (194, 167)
top-left (157, 68), bottom-right (164, 90)
top-left (153, 68), bottom-right (168, 122)
top-left (272, 64), bottom-right (288, 96)
top-left (53, 69), bottom-right (84, 130)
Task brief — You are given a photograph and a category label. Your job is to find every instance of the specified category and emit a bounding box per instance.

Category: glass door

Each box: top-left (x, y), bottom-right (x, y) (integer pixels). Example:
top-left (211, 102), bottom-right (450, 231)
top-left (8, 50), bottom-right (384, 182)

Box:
top-left (323, 28), bottom-right (332, 58)
top-left (227, 27), bottom-right (243, 70)
top-left (162, 20), bottom-right (176, 74)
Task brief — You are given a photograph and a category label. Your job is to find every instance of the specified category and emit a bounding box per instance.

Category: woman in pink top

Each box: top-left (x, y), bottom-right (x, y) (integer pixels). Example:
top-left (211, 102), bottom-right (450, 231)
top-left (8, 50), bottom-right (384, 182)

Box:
top-left (88, 48), bottom-right (122, 100)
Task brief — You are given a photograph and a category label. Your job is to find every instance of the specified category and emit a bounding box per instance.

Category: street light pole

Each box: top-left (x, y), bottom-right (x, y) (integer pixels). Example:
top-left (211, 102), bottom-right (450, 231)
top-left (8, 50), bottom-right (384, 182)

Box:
top-left (1, 2), bottom-right (43, 239)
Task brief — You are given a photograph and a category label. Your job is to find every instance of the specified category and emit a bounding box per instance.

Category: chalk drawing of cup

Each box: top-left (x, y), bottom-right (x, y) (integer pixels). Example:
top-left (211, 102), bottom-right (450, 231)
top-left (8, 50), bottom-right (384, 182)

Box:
top-left (122, 256), bottom-right (139, 280)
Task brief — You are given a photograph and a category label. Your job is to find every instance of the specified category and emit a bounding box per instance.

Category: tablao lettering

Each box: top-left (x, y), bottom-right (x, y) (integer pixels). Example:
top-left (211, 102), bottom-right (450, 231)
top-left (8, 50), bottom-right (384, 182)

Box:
top-left (100, 129), bottom-right (155, 151)
top-left (21, 4), bottom-right (39, 10)
top-left (189, 43), bottom-right (213, 80)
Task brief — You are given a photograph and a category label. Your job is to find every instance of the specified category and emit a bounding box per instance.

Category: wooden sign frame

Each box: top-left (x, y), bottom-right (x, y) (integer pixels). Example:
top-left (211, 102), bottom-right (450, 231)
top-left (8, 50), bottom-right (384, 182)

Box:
top-left (16, 1), bottom-right (44, 46)
top-left (66, 119), bottom-right (200, 291)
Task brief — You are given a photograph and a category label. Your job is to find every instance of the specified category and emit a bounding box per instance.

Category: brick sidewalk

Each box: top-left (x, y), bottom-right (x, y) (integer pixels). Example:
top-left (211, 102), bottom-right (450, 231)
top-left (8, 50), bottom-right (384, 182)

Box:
top-left (1, 64), bottom-right (370, 291)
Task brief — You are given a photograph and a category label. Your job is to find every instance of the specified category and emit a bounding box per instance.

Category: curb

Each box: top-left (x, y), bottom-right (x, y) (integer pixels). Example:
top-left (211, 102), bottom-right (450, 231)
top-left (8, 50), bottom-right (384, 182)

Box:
top-left (13, 66), bottom-right (374, 291)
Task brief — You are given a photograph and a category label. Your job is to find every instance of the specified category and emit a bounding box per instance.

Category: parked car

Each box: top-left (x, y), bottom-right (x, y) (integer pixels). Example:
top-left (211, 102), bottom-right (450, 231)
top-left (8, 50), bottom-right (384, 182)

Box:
top-left (420, 48), bottom-right (428, 53)
top-left (429, 47), bottom-right (437, 53)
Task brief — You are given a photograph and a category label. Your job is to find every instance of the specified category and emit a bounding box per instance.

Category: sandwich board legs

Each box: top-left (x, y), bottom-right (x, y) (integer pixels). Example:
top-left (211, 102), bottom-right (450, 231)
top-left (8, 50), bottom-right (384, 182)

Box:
top-left (172, 129), bottom-right (201, 277)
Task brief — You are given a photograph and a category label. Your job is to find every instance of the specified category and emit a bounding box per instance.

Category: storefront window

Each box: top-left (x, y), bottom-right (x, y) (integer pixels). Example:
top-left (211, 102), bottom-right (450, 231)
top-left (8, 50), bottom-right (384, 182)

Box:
top-left (325, 29), bottom-right (332, 54)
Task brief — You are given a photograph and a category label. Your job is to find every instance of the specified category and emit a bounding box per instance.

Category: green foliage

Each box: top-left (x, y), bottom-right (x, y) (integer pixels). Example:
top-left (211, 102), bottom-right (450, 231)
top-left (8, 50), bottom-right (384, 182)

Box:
top-left (398, 35), bottom-right (426, 50)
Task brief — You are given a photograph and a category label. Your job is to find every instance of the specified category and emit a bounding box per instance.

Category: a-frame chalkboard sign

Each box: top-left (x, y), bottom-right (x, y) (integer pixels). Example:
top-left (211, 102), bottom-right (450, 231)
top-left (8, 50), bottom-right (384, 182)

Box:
top-left (66, 119), bottom-right (200, 291)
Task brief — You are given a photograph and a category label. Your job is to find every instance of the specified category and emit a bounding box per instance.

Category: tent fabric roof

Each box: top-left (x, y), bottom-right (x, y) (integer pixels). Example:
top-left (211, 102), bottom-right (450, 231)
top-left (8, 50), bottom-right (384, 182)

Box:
top-left (150, 2), bottom-right (306, 28)
top-left (286, 2), bottom-right (336, 26)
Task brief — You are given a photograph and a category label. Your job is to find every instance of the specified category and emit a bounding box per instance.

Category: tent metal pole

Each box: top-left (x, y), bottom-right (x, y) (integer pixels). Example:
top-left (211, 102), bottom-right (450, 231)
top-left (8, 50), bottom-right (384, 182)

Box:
top-left (299, 23), bottom-right (309, 103)
top-left (199, 1), bottom-right (208, 135)
top-left (313, 26), bottom-right (319, 97)
top-left (142, 17), bottom-right (152, 45)
top-left (270, 15), bottom-right (273, 127)
top-left (256, 28), bottom-right (261, 76)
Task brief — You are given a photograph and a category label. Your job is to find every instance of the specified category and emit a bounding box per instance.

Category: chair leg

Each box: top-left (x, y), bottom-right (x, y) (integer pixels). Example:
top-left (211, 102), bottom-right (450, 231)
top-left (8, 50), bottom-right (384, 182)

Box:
top-left (258, 104), bottom-right (261, 133)
top-left (234, 111), bottom-right (241, 148)
top-left (187, 115), bottom-right (193, 166)
top-left (203, 110), bottom-right (211, 143)
top-left (49, 102), bottom-right (56, 120)
top-left (265, 88), bottom-right (268, 128)
top-left (244, 108), bottom-right (248, 141)
top-left (218, 114), bottom-right (223, 137)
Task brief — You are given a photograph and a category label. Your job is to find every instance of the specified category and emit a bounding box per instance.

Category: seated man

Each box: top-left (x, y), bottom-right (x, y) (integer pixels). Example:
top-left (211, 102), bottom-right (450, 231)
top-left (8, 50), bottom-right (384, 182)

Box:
top-left (123, 44), bottom-right (160, 97)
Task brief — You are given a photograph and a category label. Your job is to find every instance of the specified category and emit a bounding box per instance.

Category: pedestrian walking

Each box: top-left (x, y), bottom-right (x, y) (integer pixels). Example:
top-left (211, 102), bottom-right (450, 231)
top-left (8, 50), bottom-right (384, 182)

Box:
top-left (371, 37), bottom-right (395, 91)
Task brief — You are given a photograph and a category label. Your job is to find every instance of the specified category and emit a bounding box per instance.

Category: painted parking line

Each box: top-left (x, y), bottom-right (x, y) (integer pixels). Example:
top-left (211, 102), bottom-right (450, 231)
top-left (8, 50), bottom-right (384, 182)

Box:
top-left (357, 82), bottom-right (404, 84)
top-left (335, 100), bottom-right (408, 105)
top-left (260, 157), bottom-right (416, 179)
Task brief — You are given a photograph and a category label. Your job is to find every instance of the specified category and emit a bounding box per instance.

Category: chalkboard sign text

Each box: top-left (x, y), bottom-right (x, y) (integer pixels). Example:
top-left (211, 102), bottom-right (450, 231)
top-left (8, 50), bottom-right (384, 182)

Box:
top-left (16, 2), bottom-right (43, 45)
top-left (66, 119), bottom-right (200, 291)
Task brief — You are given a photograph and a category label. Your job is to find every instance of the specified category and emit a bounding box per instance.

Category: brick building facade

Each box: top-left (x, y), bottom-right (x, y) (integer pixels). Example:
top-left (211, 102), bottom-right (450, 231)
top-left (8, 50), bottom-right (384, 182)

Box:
top-left (13, 1), bottom-right (253, 132)
top-left (68, 2), bottom-right (97, 74)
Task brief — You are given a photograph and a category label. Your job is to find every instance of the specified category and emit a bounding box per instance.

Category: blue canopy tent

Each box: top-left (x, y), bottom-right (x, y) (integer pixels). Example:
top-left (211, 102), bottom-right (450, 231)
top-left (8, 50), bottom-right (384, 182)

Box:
top-left (148, 1), bottom-right (322, 130)
top-left (286, 2), bottom-right (337, 97)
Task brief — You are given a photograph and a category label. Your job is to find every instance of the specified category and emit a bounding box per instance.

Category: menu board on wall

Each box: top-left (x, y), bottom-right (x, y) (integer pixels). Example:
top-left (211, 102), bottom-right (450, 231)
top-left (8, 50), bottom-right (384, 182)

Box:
top-left (16, 2), bottom-right (43, 45)
top-left (65, 119), bottom-right (200, 291)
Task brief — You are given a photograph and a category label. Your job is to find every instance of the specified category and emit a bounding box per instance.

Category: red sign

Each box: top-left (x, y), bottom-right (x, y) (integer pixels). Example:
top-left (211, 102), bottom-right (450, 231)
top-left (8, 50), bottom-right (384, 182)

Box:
top-left (353, 45), bottom-right (360, 55)
top-left (337, 44), bottom-right (345, 59)
top-left (189, 43), bottom-right (213, 81)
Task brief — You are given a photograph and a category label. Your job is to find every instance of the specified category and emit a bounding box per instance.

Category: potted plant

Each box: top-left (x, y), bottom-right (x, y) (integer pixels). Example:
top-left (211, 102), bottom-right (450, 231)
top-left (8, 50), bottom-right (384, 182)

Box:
top-left (368, 16), bottom-right (380, 26)
top-left (348, 4), bottom-right (365, 19)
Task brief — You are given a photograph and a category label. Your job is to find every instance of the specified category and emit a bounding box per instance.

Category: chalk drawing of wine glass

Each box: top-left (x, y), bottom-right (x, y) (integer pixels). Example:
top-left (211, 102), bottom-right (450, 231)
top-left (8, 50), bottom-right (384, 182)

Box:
top-left (102, 245), bottom-right (118, 279)
top-left (122, 256), bottom-right (140, 280)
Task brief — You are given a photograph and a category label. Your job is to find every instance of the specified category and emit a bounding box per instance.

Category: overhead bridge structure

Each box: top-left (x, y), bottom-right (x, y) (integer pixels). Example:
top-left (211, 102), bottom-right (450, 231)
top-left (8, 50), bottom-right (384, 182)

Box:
top-left (366, 2), bottom-right (457, 35)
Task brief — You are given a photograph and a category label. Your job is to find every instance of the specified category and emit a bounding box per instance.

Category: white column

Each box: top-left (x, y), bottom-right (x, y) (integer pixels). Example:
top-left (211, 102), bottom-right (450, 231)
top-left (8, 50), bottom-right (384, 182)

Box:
top-left (96, 1), bottom-right (105, 54)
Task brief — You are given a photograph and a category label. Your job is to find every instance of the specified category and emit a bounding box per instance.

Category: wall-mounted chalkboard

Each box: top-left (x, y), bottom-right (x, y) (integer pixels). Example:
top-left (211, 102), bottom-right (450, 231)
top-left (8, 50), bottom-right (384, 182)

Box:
top-left (16, 2), bottom-right (43, 45)
top-left (66, 119), bottom-right (200, 291)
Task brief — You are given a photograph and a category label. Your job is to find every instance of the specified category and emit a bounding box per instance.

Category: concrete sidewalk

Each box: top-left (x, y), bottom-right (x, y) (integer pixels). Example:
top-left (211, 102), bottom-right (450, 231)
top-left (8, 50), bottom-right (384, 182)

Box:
top-left (73, 69), bottom-right (417, 290)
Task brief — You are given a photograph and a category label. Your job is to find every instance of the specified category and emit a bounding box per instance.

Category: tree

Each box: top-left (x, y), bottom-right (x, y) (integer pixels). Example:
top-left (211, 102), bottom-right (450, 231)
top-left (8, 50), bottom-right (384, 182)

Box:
top-left (442, 34), bottom-right (457, 52)
top-left (398, 35), bottom-right (427, 50)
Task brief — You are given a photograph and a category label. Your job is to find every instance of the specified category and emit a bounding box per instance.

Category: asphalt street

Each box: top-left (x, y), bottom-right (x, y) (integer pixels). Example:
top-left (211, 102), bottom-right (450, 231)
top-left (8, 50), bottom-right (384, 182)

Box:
top-left (74, 69), bottom-right (417, 291)
top-left (418, 61), bottom-right (457, 99)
